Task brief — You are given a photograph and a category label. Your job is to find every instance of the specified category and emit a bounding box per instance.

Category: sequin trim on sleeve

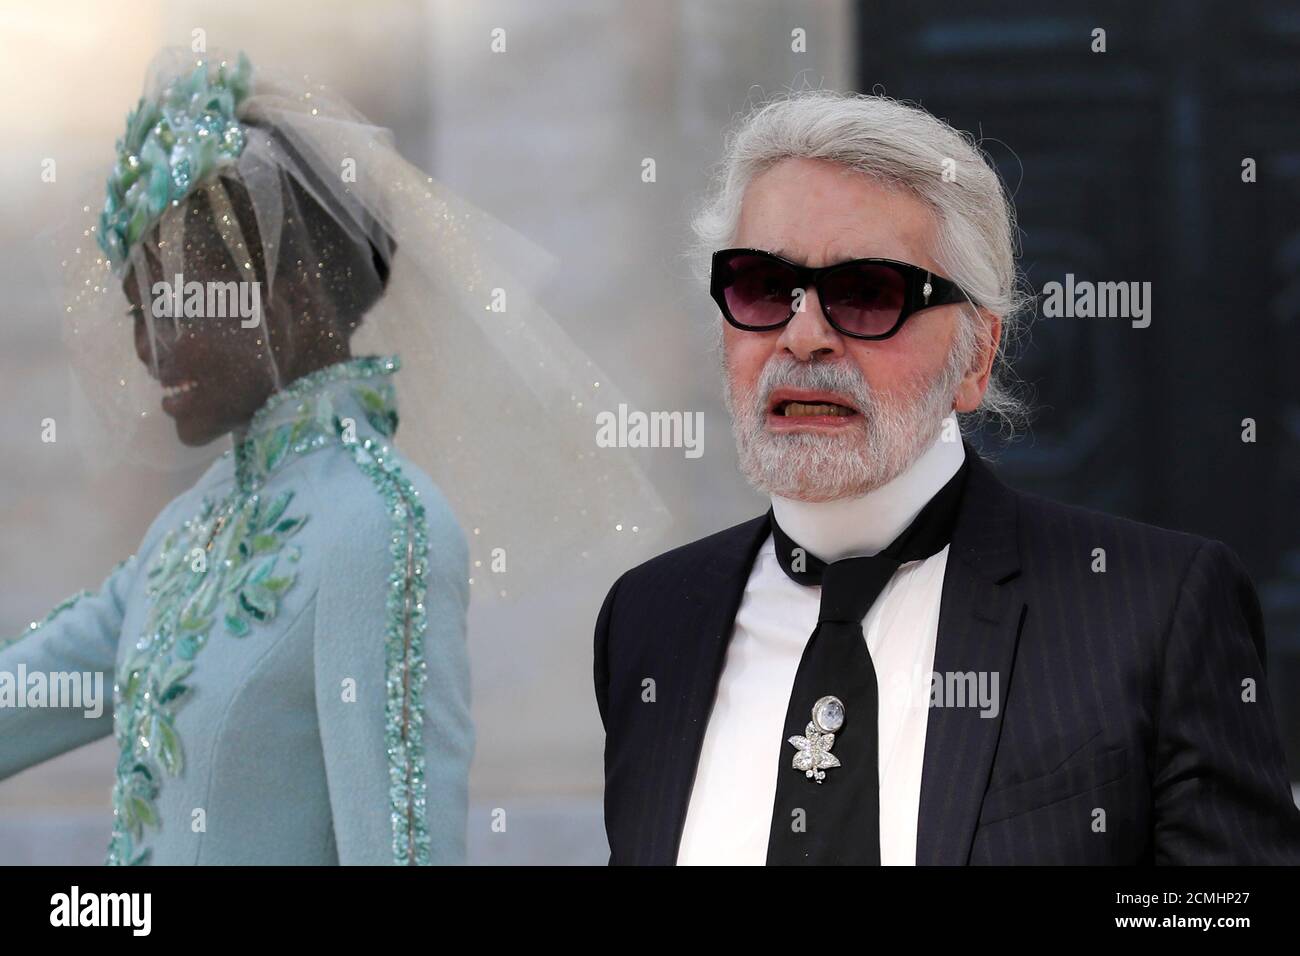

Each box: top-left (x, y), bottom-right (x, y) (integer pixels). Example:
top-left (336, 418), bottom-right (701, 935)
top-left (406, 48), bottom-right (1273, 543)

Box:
top-left (338, 422), bottom-right (433, 865)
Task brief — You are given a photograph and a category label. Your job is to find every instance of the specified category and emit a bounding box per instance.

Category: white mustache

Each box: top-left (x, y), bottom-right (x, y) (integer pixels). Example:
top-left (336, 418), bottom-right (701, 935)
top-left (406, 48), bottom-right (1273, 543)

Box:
top-left (754, 357), bottom-right (873, 418)
top-left (727, 348), bottom-right (961, 502)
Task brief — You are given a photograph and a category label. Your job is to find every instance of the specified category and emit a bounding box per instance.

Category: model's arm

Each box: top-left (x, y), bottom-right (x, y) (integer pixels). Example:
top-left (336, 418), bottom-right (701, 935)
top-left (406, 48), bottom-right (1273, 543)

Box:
top-left (1152, 538), bottom-right (1300, 863)
top-left (0, 556), bottom-right (137, 780)
top-left (313, 484), bottom-right (472, 865)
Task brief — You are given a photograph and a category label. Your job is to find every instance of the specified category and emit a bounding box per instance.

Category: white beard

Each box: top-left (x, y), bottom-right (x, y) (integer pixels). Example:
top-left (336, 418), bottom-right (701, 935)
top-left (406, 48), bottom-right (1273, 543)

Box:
top-left (724, 339), bottom-right (970, 503)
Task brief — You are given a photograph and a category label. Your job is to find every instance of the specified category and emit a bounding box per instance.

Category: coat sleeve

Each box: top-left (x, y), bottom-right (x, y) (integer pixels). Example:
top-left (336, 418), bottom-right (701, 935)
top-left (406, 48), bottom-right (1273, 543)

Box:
top-left (312, 481), bottom-right (472, 865)
top-left (1152, 538), bottom-right (1300, 863)
top-left (0, 555), bottom-right (138, 780)
top-left (593, 573), bottom-right (622, 731)
top-left (593, 571), bottom-right (628, 866)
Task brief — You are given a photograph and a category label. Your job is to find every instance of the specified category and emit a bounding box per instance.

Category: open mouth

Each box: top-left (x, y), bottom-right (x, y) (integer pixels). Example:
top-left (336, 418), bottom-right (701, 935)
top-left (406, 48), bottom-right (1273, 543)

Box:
top-left (774, 400), bottom-right (856, 418)
top-left (767, 389), bottom-right (861, 427)
top-left (162, 380), bottom-right (198, 398)
top-left (160, 379), bottom-right (199, 414)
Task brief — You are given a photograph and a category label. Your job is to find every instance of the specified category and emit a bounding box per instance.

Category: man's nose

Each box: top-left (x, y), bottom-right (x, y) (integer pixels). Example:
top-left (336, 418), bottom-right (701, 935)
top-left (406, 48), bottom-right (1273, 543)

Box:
top-left (774, 288), bottom-right (844, 361)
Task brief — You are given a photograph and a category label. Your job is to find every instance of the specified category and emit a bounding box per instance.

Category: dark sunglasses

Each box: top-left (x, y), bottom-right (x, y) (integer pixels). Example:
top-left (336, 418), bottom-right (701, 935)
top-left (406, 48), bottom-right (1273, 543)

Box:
top-left (710, 247), bottom-right (976, 340)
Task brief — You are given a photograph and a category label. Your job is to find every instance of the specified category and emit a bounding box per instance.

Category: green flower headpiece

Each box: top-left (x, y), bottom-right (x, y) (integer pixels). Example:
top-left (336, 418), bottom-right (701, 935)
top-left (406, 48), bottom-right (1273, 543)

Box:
top-left (98, 53), bottom-right (253, 273)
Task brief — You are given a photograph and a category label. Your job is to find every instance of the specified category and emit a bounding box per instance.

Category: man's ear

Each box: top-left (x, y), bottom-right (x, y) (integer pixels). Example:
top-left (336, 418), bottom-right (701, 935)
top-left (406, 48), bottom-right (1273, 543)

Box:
top-left (953, 307), bottom-right (1002, 413)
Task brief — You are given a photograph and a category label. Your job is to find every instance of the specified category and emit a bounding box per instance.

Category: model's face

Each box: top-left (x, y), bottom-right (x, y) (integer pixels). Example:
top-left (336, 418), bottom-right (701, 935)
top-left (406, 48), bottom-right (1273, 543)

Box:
top-left (125, 207), bottom-right (277, 448)
top-left (721, 157), bottom-right (1000, 500)
top-left (123, 182), bottom-right (360, 448)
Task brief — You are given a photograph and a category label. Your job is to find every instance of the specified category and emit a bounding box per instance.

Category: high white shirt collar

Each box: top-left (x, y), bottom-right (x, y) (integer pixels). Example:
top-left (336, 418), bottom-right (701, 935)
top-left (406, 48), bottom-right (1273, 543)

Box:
top-left (769, 414), bottom-right (966, 563)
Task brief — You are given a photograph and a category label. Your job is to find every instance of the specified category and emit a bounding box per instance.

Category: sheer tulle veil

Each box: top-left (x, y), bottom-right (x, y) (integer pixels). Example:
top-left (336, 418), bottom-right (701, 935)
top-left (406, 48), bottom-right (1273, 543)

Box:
top-left (51, 47), bottom-right (669, 599)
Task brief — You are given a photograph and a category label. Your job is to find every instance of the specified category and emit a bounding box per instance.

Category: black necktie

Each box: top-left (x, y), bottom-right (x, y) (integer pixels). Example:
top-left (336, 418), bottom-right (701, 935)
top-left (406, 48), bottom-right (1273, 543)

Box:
top-left (765, 459), bottom-right (968, 865)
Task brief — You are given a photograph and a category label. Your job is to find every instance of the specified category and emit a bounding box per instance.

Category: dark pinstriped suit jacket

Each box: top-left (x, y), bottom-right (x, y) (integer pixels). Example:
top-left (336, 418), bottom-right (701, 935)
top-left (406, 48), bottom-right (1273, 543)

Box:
top-left (594, 446), bottom-right (1300, 864)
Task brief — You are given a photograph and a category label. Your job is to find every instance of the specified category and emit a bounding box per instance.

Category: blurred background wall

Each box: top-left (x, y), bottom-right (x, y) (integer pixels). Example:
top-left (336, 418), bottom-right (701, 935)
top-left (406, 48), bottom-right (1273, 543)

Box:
top-left (1, 0), bottom-right (1296, 864)
top-left (0, 0), bottom-right (852, 863)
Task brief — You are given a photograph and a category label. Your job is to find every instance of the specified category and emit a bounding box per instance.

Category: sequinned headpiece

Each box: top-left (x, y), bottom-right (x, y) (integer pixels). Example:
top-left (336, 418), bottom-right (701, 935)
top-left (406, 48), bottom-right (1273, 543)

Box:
top-left (62, 45), bottom-right (669, 600)
top-left (98, 52), bottom-right (252, 272)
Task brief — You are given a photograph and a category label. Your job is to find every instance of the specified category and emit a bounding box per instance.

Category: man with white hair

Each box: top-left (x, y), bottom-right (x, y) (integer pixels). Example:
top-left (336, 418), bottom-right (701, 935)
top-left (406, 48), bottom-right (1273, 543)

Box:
top-left (594, 91), bottom-right (1300, 865)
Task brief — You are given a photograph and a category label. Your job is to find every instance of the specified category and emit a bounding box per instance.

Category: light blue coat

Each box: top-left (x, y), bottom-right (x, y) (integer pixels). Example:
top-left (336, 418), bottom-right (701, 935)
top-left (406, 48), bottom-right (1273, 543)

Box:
top-left (0, 356), bottom-right (472, 864)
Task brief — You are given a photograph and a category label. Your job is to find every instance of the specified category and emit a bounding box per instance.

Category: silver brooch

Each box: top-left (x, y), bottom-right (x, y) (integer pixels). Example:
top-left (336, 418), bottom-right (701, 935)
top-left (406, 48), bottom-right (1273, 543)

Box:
top-left (788, 695), bottom-right (845, 783)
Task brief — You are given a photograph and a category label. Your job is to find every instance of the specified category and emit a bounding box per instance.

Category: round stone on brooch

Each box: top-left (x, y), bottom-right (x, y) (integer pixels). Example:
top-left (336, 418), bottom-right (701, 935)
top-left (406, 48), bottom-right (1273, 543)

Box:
top-left (812, 695), bottom-right (844, 734)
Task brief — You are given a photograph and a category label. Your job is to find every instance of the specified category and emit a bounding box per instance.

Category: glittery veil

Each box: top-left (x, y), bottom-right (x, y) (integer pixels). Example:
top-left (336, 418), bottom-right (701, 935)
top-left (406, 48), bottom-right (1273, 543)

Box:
top-left (51, 48), bottom-right (670, 597)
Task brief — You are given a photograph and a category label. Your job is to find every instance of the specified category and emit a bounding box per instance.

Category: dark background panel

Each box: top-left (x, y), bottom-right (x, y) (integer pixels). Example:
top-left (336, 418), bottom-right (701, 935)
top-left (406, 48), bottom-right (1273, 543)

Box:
top-left (857, 0), bottom-right (1300, 773)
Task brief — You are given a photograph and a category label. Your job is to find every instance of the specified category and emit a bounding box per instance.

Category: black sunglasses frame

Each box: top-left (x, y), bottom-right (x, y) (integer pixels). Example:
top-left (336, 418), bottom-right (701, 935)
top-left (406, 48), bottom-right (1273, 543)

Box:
top-left (709, 247), bottom-right (976, 341)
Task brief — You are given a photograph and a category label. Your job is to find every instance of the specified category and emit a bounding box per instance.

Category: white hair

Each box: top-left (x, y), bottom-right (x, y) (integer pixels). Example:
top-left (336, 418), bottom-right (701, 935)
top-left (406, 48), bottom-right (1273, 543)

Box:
top-left (692, 90), bottom-right (1034, 436)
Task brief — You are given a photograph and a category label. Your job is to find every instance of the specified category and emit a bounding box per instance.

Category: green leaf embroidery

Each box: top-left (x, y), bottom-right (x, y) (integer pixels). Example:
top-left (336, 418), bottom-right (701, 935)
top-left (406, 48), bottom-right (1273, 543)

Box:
top-left (261, 490), bottom-right (293, 529)
top-left (107, 357), bottom-right (400, 865)
top-left (155, 717), bottom-right (183, 776)
top-left (111, 485), bottom-right (304, 859)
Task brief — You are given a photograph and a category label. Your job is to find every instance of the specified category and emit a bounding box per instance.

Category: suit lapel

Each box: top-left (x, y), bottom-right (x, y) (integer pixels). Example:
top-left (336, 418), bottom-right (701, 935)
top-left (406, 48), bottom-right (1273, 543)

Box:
top-left (641, 446), bottom-right (1025, 865)
top-left (916, 445), bottom-right (1026, 864)
top-left (645, 514), bottom-right (770, 865)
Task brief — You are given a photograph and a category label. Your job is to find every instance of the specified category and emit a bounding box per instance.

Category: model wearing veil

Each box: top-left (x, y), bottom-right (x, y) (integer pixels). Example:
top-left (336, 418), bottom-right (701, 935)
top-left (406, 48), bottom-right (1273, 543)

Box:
top-left (0, 50), bottom-right (664, 865)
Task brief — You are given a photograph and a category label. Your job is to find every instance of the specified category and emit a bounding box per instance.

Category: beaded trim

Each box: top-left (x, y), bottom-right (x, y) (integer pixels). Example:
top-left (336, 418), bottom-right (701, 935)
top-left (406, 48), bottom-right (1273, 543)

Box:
top-left (335, 419), bottom-right (433, 865)
top-left (242, 355), bottom-right (430, 863)
top-left (1, 591), bottom-right (91, 653)
top-left (99, 54), bottom-right (252, 272)
top-left (2, 556), bottom-right (135, 653)
top-left (103, 355), bottom-right (408, 865)
top-left (234, 355), bottom-right (401, 492)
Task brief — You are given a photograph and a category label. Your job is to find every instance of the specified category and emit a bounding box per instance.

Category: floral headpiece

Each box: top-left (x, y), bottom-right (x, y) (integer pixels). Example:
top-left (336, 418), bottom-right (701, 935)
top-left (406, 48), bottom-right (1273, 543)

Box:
top-left (98, 53), bottom-right (253, 273)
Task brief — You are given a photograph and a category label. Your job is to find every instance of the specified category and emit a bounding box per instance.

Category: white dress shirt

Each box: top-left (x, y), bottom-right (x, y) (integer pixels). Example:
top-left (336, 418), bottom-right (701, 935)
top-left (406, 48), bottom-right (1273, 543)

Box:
top-left (677, 417), bottom-right (965, 865)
